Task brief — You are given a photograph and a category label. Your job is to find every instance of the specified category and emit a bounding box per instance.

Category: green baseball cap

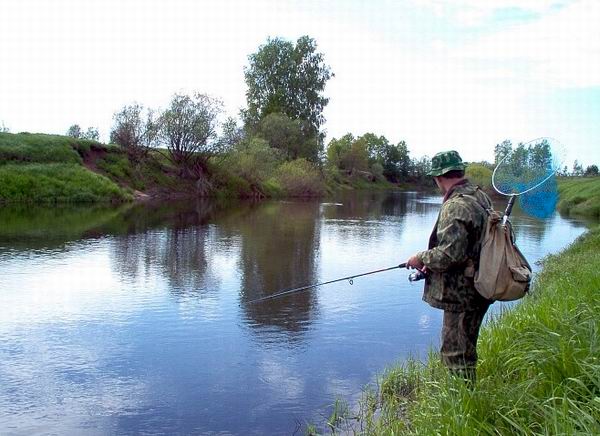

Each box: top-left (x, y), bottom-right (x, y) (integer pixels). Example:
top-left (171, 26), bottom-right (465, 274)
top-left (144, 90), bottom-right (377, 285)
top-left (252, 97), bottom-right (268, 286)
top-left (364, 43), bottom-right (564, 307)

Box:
top-left (427, 150), bottom-right (466, 176)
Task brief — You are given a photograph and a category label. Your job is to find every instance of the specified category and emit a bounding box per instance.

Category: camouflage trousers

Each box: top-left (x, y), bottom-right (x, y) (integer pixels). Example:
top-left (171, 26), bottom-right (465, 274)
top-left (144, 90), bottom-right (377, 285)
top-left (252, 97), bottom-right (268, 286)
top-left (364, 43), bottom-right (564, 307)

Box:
top-left (441, 304), bottom-right (490, 381)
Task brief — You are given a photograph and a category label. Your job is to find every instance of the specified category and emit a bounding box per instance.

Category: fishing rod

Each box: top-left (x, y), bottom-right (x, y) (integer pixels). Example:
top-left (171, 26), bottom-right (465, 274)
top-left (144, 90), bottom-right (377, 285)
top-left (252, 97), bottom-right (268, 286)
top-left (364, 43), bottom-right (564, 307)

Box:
top-left (247, 262), bottom-right (426, 305)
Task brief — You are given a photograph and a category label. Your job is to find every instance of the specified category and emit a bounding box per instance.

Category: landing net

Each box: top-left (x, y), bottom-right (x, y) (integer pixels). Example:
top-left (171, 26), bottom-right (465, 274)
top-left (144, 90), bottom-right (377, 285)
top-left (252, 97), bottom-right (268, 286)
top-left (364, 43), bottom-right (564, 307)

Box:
top-left (492, 137), bottom-right (565, 219)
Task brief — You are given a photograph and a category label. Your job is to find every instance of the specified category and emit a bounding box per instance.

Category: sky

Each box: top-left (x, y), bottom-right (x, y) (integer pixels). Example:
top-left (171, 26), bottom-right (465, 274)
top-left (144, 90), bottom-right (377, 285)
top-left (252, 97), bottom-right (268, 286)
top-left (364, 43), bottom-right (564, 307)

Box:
top-left (1, 0), bottom-right (599, 167)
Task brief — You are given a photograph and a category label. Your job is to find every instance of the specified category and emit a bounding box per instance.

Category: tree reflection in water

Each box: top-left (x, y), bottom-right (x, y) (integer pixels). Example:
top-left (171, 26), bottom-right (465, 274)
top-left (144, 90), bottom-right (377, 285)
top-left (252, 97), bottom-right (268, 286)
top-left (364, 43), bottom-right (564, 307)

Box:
top-left (231, 201), bottom-right (321, 340)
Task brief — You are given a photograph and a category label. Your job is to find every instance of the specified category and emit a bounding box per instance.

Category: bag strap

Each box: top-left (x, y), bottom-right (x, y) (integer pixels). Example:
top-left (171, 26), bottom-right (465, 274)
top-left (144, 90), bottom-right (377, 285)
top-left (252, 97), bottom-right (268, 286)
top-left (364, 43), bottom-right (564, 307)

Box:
top-left (459, 188), bottom-right (493, 217)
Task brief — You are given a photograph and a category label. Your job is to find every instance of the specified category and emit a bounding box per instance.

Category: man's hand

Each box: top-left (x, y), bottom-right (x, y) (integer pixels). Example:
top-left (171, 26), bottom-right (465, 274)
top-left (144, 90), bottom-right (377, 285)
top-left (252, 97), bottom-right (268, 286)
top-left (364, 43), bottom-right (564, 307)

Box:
top-left (406, 254), bottom-right (424, 270)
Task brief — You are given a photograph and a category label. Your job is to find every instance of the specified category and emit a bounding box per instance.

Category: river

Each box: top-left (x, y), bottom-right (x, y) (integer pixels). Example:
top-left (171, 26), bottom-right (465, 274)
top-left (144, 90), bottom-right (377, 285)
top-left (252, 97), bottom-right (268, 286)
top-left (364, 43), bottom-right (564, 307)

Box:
top-left (0, 191), bottom-right (590, 434)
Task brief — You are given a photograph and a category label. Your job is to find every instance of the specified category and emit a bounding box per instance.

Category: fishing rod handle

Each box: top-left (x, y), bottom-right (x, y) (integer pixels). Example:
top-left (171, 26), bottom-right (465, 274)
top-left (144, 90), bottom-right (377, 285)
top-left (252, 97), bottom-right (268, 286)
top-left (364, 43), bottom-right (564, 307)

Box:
top-left (503, 195), bottom-right (516, 220)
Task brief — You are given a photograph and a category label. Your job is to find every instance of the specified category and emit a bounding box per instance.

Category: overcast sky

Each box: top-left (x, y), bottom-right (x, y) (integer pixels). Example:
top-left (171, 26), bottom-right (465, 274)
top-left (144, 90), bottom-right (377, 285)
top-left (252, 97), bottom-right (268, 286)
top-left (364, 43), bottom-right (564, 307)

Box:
top-left (1, 0), bottom-right (599, 167)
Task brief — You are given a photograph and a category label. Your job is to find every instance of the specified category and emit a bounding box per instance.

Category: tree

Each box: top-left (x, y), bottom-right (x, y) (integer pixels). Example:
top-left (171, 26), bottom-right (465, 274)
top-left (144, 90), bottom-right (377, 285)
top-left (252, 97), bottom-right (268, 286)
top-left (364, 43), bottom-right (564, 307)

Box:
top-left (66, 124), bottom-right (82, 138)
top-left (326, 132), bottom-right (411, 182)
top-left (217, 116), bottom-right (245, 151)
top-left (410, 156), bottom-right (432, 181)
top-left (572, 160), bottom-right (584, 177)
top-left (83, 127), bottom-right (100, 141)
top-left (325, 134), bottom-right (369, 175)
top-left (110, 104), bottom-right (157, 161)
top-left (528, 138), bottom-right (552, 170)
top-left (559, 165), bottom-right (569, 177)
top-left (257, 113), bottom-right (318, 161)
top-left (584, 164), bottom-right (599, 177)
top-left (326, 133), bottom-right (354, 169)
top-left (243, 36), bottom-right (333, 145)
top-left (494, 140), bottom-right (512, 166)
top-left (156, 92), bottom-right (223, 178)
top-left (67, 124), bottom-right (99, 141)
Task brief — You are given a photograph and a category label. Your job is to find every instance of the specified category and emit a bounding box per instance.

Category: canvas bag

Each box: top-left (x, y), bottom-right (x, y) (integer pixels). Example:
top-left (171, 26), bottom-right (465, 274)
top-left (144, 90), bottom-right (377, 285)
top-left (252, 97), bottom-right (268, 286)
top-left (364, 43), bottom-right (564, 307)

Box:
top-left (473, 207), bottom-right (532, 301)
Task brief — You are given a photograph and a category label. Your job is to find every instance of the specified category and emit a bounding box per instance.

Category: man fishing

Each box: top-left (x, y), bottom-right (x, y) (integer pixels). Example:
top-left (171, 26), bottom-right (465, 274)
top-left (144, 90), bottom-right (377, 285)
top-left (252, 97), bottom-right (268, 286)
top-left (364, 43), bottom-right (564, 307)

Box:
top-left (406, 150), bottom-right (493, 384)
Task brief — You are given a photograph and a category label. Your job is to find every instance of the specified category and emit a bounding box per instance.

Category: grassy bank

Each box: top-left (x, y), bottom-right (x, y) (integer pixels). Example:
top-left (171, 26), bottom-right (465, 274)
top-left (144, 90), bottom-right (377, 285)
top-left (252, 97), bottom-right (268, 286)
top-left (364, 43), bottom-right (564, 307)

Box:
top-left (557, 177), bottom-right (600, 219)
top-left (341, 225), bottom-right (600, 435)
top-left (0, 163), bottom-right (131, 203)
top-left (1, 132), bottom-right (401, 203)
top-left (0, 132), bottom-right (131, 204)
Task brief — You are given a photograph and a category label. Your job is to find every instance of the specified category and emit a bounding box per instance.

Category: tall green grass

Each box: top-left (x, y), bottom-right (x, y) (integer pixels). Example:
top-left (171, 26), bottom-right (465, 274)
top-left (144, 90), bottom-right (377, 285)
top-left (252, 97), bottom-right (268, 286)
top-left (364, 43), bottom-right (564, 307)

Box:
top-left (352, 226), bottom-right (600, 435)
top-left (0, 132), bottom-right (102, 164)
top-left (0, 163), bottom-right (131, 203)
top-left (558, 177), bottom-right (600, 218)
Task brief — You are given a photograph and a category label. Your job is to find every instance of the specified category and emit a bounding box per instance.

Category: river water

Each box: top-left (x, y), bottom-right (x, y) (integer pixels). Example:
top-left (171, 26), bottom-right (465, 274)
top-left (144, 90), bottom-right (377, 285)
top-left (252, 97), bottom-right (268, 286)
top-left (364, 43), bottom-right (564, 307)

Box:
top-left (0, 191), bottom-right (589, 435)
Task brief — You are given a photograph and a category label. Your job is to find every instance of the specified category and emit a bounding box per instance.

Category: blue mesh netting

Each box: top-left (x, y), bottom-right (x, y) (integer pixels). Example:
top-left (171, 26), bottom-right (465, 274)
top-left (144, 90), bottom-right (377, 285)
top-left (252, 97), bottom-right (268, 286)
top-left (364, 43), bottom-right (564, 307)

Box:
top-left (493, 138), bottom-right (563, 220)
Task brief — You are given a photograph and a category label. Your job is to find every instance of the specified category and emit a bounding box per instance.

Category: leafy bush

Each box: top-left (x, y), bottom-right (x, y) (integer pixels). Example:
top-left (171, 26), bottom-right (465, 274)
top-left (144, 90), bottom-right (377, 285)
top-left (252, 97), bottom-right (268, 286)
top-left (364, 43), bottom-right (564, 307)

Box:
top-left (0, 163), bottom-right (131, 203)
top-left (222, 137), bottom-right (283, 187)
top-left (272, 158), bottom-right (325, 197)
top-left (370, 162), bottom-right (385, 181)
top-left (466, 163), bottom-right (493, 189)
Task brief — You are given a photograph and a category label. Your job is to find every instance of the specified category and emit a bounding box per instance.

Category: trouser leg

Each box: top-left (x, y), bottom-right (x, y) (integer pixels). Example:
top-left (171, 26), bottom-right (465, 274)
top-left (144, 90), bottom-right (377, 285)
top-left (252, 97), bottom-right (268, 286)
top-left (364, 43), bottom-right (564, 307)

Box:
top-left (440, 304), bottom-right (490, 383)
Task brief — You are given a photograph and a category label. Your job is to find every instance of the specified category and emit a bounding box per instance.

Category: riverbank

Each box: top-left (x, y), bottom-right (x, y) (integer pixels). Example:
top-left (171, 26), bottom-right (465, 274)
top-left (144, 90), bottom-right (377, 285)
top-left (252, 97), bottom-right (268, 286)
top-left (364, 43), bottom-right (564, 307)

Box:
top-left (342, 225), bottom-right (600, 435)
top-left (0, 133), bottom-right (131, 203)
top-left (557, 177), bottom-right (600, 219)
top-left (0, 132), bottom-right (409, 204)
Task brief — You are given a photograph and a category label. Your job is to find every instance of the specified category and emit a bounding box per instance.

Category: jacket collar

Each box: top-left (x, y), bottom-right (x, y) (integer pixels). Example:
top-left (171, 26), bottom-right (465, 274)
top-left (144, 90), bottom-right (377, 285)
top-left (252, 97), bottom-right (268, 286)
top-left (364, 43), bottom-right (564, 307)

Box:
top-left (442, 178), bottom-right (471, 203)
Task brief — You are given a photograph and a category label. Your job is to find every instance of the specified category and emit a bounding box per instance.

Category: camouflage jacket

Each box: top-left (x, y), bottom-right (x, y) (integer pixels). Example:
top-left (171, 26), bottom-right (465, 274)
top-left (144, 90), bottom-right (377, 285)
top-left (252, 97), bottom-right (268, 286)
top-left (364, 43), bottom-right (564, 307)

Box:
top-left (416, 180), bottom-right (493, 312)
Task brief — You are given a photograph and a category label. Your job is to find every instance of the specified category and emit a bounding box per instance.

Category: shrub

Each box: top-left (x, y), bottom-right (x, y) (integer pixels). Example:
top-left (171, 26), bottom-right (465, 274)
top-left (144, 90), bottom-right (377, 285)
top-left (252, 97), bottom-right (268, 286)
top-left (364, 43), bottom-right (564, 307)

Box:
top-left (370, 162), bottom-right (385, 181)
top-left (466, 163), bottom-right (493, 189)
top-left (222, 137), bottom-right (283, 187)
top-left (273, 158), bottom-right (325, 197)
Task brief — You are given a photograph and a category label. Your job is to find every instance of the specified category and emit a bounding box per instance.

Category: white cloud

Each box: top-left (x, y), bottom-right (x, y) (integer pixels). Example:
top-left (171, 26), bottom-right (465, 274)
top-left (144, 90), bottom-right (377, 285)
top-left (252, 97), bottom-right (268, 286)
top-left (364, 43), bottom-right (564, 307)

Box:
top-left (456, 0), bottom-right (600, 88)
top-left (415, 0), bottom-right (572, 26)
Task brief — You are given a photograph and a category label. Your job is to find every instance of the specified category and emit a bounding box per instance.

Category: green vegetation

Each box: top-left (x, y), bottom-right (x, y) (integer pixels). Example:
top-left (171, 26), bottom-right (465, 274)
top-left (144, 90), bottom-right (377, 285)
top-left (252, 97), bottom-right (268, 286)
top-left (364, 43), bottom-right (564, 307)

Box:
top-left (243, 35), bottom-right (333, 149)
top-left (0, 132), bottom-right (87, 164)
top-left (0, 132), bottom-right (130, 204)
top-left (4, 36), bottom-right (597, 205)
top-left (466, 162), bottom-right (493, 190)
top-left (0, 204), bottom-right (126, 246)
top-left (325, 133), bottom-right (429, 187)
top-left (346, 226), bottom-right (600, 435)
top-left (272, 158), bottom-right (325, 197)
top-left (557, 177), bottom-right (600, 219)
top-left (0, 163), bottom-right (130, 203)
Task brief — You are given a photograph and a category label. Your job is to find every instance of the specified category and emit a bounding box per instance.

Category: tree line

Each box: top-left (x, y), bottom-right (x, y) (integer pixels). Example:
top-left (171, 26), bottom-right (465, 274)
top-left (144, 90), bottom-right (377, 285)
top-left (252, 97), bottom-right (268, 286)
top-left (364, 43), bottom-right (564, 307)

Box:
top-left (3, 35), bottom-right (597, 191)
top-left (65, 35), bottom-right (433, 190)
top-left (494, 139), bottom-right (599, 177)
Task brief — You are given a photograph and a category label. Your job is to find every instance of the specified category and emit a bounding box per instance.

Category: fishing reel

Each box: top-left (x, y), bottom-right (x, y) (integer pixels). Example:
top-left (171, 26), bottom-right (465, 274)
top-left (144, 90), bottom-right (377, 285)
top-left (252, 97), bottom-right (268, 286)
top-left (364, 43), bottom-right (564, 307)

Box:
top-left (408, 269), bottom-right (426, 282)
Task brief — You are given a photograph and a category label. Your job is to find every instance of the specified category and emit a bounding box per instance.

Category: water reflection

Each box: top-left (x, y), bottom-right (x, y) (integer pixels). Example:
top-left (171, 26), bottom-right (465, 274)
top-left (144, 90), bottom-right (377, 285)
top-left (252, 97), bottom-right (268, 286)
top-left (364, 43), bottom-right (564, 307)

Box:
top-left (109, 200), bottom-right (224, 299)
top-left (0, 204), bottom-right (125, 252)
top-left (0, 192), bottom-right (592, 435)
top-left (231, 201), bottom-right (321, 338)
